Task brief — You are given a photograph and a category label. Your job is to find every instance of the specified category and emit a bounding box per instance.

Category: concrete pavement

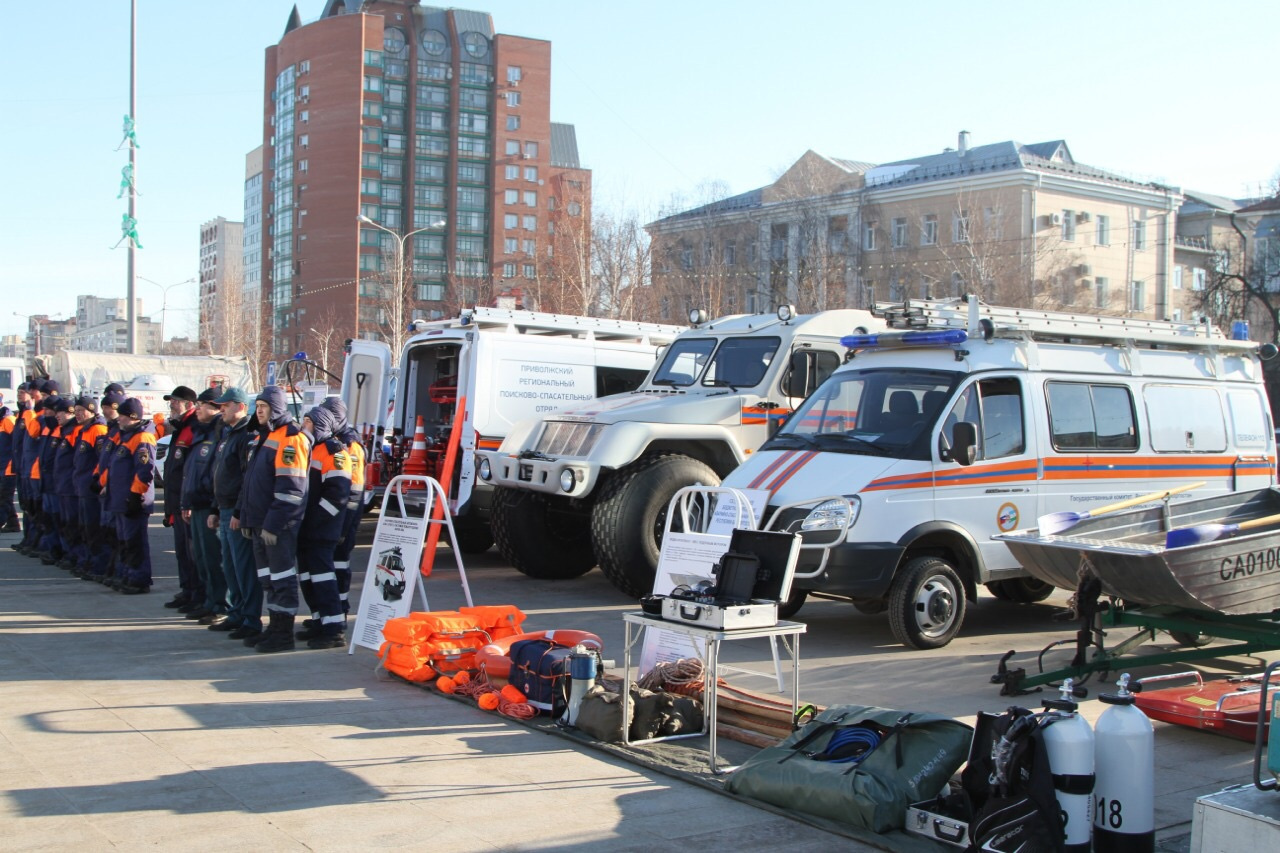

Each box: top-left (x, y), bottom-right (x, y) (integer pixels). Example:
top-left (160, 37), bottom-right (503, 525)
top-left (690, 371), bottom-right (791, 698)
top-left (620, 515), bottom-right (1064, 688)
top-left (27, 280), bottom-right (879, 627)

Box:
top-left (0, 518), bottom-right (862, 852)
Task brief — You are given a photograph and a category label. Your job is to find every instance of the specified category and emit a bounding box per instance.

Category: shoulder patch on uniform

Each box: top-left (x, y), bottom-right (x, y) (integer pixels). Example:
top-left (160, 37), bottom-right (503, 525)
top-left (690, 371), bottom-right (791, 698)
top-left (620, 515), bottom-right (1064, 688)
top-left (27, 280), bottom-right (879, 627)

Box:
top-left (332, 451), bottom-right (347, 470)
top-left (138, 447), bottom-right (150, 465)
top-left (282, 446), bottom-right (297, 466)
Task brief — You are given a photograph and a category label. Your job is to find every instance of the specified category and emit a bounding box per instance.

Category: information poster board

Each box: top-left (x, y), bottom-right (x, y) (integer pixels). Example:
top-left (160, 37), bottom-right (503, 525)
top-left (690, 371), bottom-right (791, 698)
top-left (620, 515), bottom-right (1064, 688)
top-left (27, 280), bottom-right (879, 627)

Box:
top-left (350, 512), bottom-right (429, 653)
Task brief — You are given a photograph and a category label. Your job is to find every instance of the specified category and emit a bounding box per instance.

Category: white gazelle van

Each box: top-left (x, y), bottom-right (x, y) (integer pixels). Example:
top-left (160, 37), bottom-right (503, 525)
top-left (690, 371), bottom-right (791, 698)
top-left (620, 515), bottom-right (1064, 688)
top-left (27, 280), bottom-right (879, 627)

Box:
top-left (723, 296), bottom-right (1276, 648)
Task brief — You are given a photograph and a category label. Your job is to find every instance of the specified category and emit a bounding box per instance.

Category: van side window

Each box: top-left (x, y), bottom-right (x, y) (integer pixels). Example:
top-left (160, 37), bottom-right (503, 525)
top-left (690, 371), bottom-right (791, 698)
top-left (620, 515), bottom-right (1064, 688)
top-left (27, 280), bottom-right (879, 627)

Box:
top-left (596, 366), bottom-right (648, 397)
top-left (942, 377), bottom-right (1025, 460)
top-left (1047, 381), bottom-right (1137, 451)
top-left (1144, 385), bottom-right (1227, 451)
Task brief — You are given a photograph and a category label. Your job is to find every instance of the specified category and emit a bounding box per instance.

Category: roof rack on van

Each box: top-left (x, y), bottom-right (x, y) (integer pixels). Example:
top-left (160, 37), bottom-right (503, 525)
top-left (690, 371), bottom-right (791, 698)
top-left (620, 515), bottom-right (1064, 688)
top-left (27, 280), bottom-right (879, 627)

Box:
top-left (410, 307), bottom-right (684, 345)
top-left (871, 295), bottom-right (1258, 353)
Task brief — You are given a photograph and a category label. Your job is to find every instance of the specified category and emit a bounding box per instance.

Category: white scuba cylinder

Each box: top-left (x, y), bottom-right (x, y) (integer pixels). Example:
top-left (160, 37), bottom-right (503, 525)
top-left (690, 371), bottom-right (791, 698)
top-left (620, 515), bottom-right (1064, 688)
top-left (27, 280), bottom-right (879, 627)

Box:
top-left (1041, 678), bottom-right (1095, 853)
top-left (561, 645), bottom-right (598, 727)
top-left (1093, 673), bottom-right (1154, 853)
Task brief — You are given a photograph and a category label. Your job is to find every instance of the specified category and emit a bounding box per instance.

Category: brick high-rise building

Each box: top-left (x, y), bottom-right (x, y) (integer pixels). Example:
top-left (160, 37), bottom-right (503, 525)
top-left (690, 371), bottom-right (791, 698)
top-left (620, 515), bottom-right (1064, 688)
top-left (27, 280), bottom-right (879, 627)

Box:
top-left (261, 1), bottom-right (591, 360)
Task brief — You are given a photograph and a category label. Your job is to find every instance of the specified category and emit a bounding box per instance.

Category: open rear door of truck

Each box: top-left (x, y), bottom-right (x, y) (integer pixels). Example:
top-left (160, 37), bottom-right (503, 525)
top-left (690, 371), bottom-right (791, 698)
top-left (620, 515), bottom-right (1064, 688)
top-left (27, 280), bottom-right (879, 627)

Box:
top-left (341, 339), bottom-right (394, 435)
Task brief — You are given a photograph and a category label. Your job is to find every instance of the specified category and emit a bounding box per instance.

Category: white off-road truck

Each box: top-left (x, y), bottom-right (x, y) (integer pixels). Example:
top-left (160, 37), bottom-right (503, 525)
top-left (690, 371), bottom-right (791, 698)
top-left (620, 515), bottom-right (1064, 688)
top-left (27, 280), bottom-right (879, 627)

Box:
top-left (476, 307), bottom-right (883, 598)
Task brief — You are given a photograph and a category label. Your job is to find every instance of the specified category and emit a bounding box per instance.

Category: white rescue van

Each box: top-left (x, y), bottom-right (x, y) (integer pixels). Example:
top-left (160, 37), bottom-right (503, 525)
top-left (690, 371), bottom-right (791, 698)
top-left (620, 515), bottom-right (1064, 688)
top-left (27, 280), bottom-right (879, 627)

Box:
top-left (340, 307), bottom-right (683, 552)
top-left (724, 296), bottom-right (1277, 648)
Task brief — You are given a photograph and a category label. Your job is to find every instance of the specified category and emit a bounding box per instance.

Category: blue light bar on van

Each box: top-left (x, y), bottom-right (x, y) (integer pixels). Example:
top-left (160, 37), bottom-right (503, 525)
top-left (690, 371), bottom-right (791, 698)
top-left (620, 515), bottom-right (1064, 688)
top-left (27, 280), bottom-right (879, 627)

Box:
top-left (840, 329), bottom-right (969, 348)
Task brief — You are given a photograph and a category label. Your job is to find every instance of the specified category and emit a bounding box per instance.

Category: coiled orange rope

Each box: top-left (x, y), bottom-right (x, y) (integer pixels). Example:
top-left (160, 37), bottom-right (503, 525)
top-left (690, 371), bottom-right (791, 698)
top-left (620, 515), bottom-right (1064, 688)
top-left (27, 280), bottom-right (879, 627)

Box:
top-left (454, 670), bottom-right (538, 719)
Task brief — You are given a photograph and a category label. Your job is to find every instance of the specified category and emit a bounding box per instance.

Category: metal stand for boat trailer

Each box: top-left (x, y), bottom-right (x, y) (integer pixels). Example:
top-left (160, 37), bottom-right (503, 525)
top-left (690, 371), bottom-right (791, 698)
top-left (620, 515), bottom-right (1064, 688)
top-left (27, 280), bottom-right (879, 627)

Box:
top-left (991, 599), bottom-right (1280, 696)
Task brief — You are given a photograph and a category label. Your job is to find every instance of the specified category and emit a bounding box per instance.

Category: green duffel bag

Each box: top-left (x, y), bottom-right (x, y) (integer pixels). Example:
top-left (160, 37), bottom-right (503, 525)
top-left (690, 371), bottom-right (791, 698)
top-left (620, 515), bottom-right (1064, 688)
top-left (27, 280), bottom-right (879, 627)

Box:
top-left (724, 704), bottom-right (973, 832)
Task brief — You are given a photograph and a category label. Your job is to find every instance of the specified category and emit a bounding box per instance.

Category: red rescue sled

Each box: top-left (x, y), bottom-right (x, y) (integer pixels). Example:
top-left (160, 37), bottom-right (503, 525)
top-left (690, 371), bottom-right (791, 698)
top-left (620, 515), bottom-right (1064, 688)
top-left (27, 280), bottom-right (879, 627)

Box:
top-left (1134, 671), bottom-right (1274, 742)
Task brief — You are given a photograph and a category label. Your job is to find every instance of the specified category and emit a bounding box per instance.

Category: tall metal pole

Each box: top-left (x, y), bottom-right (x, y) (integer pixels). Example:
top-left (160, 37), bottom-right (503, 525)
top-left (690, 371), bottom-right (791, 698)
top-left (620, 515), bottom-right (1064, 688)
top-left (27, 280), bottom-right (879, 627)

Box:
top-left (126, 0), bottom-right (139, 353)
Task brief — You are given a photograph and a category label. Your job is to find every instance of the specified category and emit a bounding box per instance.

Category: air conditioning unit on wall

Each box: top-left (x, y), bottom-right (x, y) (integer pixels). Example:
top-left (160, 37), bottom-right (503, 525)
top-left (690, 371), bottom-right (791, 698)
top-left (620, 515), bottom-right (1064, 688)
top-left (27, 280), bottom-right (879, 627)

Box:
top-left (1078, 263), bottom-right (1092, 276)
top-left (1078, 211), bottom-right (1092, 223)
top-left (1046, 213), bottom-right (1062, 227)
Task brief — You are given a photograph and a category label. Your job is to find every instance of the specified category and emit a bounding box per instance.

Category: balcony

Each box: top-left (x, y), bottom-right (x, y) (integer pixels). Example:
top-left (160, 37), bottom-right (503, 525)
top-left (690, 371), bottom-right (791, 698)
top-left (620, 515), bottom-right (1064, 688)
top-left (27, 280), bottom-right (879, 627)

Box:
top-left (1175, 234), bottom-right (1213, 253)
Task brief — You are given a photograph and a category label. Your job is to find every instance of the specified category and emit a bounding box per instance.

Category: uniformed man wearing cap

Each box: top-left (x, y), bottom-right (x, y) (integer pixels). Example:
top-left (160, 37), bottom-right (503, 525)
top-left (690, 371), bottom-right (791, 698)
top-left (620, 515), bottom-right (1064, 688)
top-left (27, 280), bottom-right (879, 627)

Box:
top-left (294, 405), bottom-right (351, 649)
top-left (91, 386), bottom-right (128, 584)
top-left (210, 387), bottom-right (263, 640)
top-left (50, 397), bottom-right (82, 570)
top-left (162, 385), bottom-right (204, 613)
top-left (17, 385), bottom-right (49, 555)
top-left (7, 383), bottom-right (34, 544)
top-left (180, 388), bottom-right (226, 625)
top-left (319, 397), bottom-right (365, 626)
top-left (0, 400), bottom-right (17, 533)
top-left (106, 397), bottom-right (157, 594)
top-left (34, 395), bottom-right (67, 564)
top-left (238, 386), bottom-right (310, 652)
top-left (70, 395), bottom-right (109, 578)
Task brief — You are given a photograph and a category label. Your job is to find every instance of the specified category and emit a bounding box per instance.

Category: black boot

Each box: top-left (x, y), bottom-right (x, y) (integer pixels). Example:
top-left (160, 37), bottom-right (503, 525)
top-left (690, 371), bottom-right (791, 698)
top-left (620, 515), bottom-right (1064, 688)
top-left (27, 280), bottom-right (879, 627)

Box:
top-left (295, 618), bottom-right (323, 641)
top-left (256, 614), bottom-right (296, 654)
top-left (243, 612), bottom-right (276, 647)
top-left (306, 632), bottom-right (346, 650)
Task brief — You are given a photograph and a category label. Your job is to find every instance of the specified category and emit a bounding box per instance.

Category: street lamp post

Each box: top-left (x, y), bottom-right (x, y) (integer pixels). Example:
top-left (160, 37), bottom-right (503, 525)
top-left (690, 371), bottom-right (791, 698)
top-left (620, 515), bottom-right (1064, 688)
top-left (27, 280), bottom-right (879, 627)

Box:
top-left (355, 215), bottom-right (446, 353)
top-left (138, 276), bottom-right (196, 351)
top-left (13, 312), bottom-right (61, 367)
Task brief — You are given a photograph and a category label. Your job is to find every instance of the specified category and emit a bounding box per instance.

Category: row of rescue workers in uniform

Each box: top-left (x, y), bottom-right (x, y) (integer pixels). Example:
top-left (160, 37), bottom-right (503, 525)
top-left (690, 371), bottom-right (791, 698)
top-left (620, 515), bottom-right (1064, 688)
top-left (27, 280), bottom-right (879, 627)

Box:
top-left (0, 379), bottom-right (366, 653)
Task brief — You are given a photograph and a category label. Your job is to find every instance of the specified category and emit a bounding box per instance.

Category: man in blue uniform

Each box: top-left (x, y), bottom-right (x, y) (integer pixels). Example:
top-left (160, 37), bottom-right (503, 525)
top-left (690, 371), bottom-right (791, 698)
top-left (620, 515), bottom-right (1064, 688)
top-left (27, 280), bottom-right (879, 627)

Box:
top-left (180, 388), bottom-right (226, 625)
top-left (107, 398), bottom-right (157, 594)
top-left (238, 386), bottom-right (310, 653)
top-left (210, 387), bottom-right (261, 640)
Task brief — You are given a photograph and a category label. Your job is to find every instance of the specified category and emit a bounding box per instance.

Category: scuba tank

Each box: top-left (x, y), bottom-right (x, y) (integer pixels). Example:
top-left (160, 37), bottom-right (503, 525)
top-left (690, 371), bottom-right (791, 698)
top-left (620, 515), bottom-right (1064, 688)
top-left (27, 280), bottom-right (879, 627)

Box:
top-left (1041, 678), bottom-right (1095, 853)
top-left (1093, 673), bottom-right (1154, 852)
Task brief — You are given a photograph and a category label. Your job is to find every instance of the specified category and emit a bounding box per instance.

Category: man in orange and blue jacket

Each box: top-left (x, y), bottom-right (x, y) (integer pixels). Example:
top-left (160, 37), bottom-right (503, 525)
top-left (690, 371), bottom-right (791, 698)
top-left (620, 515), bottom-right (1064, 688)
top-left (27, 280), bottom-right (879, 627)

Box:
top-left (237, 386), bottom-right (310, 652)
top-left (106, 397), bottom-right (157, 594)
top-left (0, 402), bottom-right (17, 533)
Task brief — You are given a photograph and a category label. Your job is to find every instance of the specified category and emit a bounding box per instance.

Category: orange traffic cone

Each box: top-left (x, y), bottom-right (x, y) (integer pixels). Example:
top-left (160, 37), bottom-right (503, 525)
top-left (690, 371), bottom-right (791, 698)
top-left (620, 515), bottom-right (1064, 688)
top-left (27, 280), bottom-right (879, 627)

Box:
top-left (401, 416), bottom-right (430, 479)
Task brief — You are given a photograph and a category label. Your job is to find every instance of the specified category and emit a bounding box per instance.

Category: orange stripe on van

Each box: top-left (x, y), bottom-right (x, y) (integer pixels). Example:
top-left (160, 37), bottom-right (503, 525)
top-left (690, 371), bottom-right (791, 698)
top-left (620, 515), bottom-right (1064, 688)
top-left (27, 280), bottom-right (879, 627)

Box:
top-left (766, 451), bottom-right (819, 496)
top-left (748, 451), bottom-right (798, 489)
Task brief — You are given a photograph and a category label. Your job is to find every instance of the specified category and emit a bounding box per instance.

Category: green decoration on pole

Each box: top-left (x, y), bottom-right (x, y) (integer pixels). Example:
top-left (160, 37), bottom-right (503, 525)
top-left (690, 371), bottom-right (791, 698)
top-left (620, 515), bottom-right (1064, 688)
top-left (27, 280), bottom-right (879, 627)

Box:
top-left (120, 213), bottom-right (143, 249)
top-left (117, 163), bottom-right (136, 199)
top-left (119, 114), bottom-right (140, 149)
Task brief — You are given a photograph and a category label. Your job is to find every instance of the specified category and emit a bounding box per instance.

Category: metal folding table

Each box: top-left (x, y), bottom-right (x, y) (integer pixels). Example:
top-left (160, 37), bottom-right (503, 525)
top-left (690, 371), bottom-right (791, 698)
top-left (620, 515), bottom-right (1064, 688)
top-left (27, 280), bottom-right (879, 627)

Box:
top-left (620, 612), bottom-right (806, 774)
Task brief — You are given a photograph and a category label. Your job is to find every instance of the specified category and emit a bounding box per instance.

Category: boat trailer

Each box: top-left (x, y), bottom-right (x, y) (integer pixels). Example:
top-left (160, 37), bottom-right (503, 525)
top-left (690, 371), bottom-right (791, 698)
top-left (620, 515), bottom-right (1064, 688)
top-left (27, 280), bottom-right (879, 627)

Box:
top-left (991, 580), bottom-right (1280, 696)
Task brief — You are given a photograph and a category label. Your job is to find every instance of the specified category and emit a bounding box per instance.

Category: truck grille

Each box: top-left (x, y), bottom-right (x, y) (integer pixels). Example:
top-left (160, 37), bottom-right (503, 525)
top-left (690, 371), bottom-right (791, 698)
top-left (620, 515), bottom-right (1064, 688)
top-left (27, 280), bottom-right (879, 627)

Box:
top-left (534, 421), bottom-right (604, 457)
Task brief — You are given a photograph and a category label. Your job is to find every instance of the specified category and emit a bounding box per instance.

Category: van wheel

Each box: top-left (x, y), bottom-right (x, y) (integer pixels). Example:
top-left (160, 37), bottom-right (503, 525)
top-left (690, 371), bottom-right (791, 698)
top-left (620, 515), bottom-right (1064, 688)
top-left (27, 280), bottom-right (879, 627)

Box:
top-left (985, 582), bottom-right (1014, 602)
top-left (853, 598), bottom-right (887, 615)
top-left (778, 588), bottom-right (808, 620)
top-left (888, 557), bottom-right (966, 649)
top-left (449, 519), bottom-right (494, 555)
top-left (1002, 577), bottom-right (1055, 603)
top-left (491, 487), bottom-right (596, 579)
top-left (592, 454), bottom-right (720, 599)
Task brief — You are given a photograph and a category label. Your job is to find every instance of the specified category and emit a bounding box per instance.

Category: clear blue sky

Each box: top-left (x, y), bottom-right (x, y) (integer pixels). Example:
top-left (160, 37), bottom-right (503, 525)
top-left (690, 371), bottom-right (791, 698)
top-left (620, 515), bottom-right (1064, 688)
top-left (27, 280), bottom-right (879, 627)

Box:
top-left (2, 0), bottom-right (1277, 340)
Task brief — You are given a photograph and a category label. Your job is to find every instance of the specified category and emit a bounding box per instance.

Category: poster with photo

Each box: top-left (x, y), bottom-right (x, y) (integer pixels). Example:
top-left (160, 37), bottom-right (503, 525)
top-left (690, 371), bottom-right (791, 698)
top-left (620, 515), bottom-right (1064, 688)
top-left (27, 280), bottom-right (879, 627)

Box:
top-left (638, 531), bottom-right (732, 673)
top-left (350, 513), bottom-right (430, 653)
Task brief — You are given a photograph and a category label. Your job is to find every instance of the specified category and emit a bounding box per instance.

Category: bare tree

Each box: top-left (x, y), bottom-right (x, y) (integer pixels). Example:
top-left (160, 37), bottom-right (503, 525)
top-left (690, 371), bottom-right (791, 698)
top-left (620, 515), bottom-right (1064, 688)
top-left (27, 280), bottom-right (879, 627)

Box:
top-left (592, 208), bottom-right (652, 320)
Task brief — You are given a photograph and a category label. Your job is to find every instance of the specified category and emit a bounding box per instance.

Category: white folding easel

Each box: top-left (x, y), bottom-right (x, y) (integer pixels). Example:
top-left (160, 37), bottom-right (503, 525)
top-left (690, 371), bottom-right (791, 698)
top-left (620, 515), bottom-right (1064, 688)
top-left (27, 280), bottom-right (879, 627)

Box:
top-left (348, 474), bottom-right (473, 654)
top-left (644, 485), bottom-right (786, 692)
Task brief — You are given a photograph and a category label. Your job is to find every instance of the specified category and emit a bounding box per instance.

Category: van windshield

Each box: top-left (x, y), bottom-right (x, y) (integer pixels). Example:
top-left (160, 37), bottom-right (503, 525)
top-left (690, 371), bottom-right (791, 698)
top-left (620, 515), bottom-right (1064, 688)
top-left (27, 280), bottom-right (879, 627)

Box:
top-left (764, 367), bottom-right (958, 459)
top-left (651, 336), bottom-right (781, 389)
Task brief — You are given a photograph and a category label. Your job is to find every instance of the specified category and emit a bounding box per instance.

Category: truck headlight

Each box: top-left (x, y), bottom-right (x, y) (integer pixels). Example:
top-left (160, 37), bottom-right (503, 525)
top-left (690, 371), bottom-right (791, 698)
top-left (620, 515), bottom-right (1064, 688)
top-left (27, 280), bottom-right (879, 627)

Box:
top-left (801, 497), bottom-right (859, 532)
top-left (559, 468), bottom-right (577, 492)
top-left (478, 456), bottom-right (491, 481)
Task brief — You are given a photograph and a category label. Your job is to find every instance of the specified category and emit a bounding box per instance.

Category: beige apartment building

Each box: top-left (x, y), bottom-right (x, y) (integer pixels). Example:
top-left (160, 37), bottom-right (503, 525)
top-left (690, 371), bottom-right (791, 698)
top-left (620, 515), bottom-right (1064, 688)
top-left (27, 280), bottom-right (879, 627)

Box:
top-left (648, 133), bottom-right (1189, 322)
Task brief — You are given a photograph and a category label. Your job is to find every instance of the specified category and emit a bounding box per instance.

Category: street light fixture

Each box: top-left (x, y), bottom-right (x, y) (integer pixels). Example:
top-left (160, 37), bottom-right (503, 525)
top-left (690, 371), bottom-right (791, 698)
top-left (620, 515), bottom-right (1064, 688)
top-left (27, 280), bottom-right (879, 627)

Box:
top-left (355, 215), bottom-right (447, 351)
top-left (13, 311), bottom-right (63, 362)
top-left (137, 276), bottom-right (196, 347)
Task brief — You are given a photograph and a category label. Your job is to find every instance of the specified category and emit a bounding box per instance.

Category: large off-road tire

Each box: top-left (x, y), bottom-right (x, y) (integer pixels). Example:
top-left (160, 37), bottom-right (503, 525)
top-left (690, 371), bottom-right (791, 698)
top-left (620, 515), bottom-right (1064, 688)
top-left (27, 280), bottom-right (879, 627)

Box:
top-left (592, 454), bottom-right (720, 598)
top-left (449, 518), bottom-right (494, 555)
top-left (987, 577), bottom-right (1054, 603)
top-left (888, 556), bottom-right (967, 649)
top-left (490, 486), bottom-right (596, 580)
